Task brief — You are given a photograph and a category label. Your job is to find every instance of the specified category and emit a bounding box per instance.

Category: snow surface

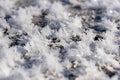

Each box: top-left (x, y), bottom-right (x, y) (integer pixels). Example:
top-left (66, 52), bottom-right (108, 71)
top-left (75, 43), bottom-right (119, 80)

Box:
top-left (0, 0), bottom-right (120, 80)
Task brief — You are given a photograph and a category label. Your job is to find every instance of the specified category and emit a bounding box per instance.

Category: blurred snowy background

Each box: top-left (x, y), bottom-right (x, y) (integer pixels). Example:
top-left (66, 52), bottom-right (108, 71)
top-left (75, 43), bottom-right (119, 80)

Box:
top-left (0, 0), bottom-right (120, 80)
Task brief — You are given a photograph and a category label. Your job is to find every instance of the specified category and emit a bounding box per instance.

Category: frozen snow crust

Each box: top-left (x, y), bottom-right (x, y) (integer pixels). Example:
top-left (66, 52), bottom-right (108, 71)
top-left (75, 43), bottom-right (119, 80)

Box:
top-left (0, 0), bottom-right (120, 80)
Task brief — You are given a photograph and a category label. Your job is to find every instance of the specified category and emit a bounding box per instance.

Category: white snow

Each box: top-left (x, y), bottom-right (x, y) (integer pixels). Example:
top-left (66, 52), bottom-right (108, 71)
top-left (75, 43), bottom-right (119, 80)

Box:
top-left (0, 0), bottom-right (120, 80)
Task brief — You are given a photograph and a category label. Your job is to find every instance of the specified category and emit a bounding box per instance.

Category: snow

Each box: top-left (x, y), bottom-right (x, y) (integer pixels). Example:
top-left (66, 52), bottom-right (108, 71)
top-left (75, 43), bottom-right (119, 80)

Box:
top-left (0, 0), bottom-right (120, 80)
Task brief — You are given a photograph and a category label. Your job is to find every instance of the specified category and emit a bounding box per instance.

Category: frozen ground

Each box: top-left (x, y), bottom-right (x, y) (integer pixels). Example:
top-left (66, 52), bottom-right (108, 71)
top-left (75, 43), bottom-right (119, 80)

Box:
top-left (0, 0), bottom-right (120, 80)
